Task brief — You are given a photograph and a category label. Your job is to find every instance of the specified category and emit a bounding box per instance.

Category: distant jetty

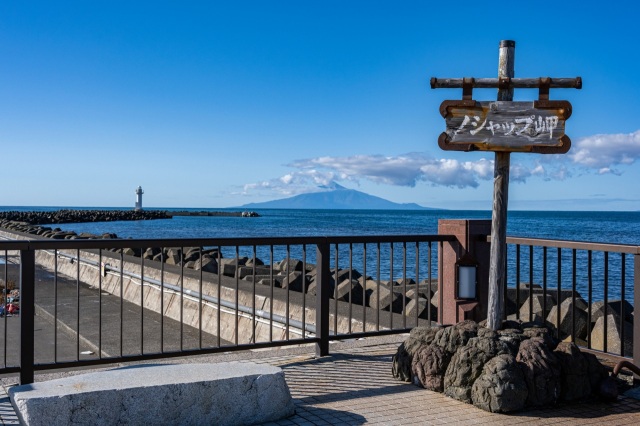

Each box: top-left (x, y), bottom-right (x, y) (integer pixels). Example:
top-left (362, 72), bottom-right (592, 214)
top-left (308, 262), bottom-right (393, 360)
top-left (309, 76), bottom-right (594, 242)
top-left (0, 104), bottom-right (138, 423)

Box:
top-left (168, 211), bottom-right (260, 218)
top-left (0, 209), bottom-right (260, 227)
top-left (0, 209), bottom-right (170, 225)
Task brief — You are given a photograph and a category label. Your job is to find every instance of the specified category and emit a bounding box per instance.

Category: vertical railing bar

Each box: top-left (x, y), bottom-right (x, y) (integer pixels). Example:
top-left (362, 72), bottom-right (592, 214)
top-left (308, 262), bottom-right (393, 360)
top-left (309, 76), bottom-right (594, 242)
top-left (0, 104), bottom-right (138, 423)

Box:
top-left (76, 248), bottom-right (80, 360)
top-left (376, 242), bottom-right (381, 331)
top-left (53, 250), bottom-right (58, 363)
top-left (285, 245), bottom-right (290, 341)
top-left (389, 242), bottom-right (394, 330)
top-left (235, 245), bottom-right (239, 346)
top-left (302, 244), bottom-right (307, 339)
top-left (334, 244), bottom-right (339, 336)
top-left (315, 241), bottom-right (330, 357)
top-left (362, 243), bottom-right (367, 333)
top-left (424, 242), bottom-right (429, 327)
top-left (633, 253), bottom-right (640, 369)
top-left (503, 243), bottom-right (508, 321)
top-left (528, 245), bottom-right (533, 322)
top-left (140, 250), bottom-right (145, 355)
top-left (216, 246), bottom-right (222, 348)
top-left (439, 241), bottom-right (444, 325)
top-left (161, 247), bottom-right (165, 353)
top-left (402, 242), bottom-right (407, 330)
top-left (417, 242), bottom-right (422, 327)
top-left (199, 246), bottom-right (203, 349)
top-left (348, 243), bottom-right (353, 335)
top-left (119, 249), bottom-right (124, 357)
top-left (620, 253), bottom-right (626, 357)
top-left (98, 249), bottom-right (103, 358)
top-left (571, 249), bottom-right (577, 343)
top-left (269, 245), bottom-right (274, 342)
top-left (556, 248), bottom-right (562, 341)
top-left (542, 247), bottom-right (547, 323)
top-left (603, 251), bottom-right (609, 353)
top-left (19, 248), bottom-right (35, 385)
top-left (2, 250), bottom-right (6, 368)
top-left (180, 245), bottom-right (184, 352)
top-left (516, 245), bottom-right (520, 320)
top-left (252, 245), bottom-right (257, 344)
top-left (587, 250), bottom-right (592, 349)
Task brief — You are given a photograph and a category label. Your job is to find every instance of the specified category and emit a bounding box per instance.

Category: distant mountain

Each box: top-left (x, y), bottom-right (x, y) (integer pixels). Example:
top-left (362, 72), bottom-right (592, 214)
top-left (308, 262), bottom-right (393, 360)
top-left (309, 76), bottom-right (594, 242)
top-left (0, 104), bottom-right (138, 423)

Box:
top-left (239, 183), bottom-right (435, 210)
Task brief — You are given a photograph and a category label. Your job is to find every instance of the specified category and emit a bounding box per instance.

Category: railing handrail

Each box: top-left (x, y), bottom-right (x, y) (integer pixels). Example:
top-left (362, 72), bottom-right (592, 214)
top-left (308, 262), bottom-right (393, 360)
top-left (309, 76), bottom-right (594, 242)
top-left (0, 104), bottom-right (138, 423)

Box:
top-left (0, 234), bottom-right (455, 251)
top-left (485, 235), bottom-right (640, 255)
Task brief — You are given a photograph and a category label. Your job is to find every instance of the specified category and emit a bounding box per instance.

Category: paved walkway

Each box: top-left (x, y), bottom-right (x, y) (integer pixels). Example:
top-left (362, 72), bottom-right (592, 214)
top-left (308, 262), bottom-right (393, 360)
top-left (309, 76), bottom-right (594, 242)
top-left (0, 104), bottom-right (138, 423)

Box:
top-left (1, 338), bottom-right (639, 425)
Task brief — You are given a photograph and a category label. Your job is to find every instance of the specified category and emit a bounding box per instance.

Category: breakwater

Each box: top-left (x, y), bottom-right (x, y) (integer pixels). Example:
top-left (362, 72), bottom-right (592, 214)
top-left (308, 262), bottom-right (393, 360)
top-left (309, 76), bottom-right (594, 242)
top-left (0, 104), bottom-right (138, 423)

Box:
top-left (168, 211), bottom-right (260, 217)
top-left (0, 209), bottom-right (170, 225)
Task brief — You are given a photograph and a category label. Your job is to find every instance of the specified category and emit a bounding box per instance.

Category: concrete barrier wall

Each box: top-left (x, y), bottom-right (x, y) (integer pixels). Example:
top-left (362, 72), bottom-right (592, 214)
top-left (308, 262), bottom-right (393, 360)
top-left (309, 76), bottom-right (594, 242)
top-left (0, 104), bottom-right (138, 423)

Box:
top-left (0, 229), bottom-right (375, 346)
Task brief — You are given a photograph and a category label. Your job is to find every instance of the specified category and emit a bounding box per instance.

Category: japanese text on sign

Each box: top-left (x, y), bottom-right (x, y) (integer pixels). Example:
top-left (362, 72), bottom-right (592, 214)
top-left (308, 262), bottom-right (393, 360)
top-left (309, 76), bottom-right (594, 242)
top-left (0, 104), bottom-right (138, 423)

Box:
top-left (438, 100), bottom-right (572, 153)
top-left (455, 114), bottom-right (559, 139)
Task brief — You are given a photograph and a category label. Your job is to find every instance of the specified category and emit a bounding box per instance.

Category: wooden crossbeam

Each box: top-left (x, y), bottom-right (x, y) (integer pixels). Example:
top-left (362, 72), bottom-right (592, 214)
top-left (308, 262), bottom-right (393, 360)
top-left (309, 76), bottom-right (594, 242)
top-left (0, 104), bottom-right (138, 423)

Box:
top-left (431, 77), bottom-right (582, 89)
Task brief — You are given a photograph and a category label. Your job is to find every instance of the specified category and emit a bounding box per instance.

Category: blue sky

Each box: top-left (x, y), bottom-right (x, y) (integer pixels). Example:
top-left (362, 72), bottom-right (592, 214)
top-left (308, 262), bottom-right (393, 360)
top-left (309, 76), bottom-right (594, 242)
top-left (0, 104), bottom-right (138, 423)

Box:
top-left (2, 1), bottom-right (639, 210)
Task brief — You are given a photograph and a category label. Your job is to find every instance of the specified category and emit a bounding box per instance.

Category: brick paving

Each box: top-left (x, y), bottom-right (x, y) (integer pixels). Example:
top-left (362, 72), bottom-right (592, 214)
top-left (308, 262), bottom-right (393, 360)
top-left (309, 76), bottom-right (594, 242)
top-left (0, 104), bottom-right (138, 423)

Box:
top-left (1, 338), bottom-right (639, 425)
top-left (260, 342), bottom-right (640, 426)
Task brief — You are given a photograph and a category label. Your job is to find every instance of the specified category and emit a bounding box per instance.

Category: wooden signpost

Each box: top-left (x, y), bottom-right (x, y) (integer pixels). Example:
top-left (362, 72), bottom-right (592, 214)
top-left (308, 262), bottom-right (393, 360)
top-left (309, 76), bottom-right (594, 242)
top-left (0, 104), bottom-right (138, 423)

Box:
top-left (431, 41), bottom-right (582, 330)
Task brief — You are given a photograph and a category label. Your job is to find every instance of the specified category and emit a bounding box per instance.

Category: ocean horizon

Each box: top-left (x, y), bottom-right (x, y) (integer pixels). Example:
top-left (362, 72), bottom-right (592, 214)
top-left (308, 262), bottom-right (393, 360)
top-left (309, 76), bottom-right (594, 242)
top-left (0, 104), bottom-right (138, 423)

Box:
top-left (2, 206), bottom-right (638, 244)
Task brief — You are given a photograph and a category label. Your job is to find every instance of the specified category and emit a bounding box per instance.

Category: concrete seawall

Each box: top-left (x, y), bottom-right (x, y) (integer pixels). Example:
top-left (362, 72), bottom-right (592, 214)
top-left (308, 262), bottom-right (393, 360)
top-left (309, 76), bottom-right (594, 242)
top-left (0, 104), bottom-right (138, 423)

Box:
top-left (0, 229), bottom-right (385, 348)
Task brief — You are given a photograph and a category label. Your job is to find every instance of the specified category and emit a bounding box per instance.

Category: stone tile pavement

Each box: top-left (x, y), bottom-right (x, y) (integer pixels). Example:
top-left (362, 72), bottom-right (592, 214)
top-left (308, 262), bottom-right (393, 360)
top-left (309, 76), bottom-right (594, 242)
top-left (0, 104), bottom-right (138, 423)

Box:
top-left (1, 336), bottom-right (639, 425)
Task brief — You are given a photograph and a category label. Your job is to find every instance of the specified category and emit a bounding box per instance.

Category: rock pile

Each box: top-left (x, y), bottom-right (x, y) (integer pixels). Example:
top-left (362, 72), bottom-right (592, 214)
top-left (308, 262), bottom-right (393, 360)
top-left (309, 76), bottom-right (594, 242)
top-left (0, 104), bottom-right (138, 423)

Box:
top-left (506, 285), bottom-right (634, 357)
top-left (0, 219), bottom-right (436, 315)
top-left (392, 320), bottom-right (614, 413)
top-left (0, 209), bottom-right (169, 226)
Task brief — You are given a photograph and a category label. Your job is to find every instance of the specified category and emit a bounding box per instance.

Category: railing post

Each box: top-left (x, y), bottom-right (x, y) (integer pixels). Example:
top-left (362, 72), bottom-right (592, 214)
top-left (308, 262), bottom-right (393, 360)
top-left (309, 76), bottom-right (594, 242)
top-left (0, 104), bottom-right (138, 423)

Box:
top-left (634, 253), bottom-right (640, 376)
top-left (20, 248), bottom-right (35, 385)
top-left (438, 220), bottom-right (491, 324)
top-left (315, 241), bottom-right (330, 357)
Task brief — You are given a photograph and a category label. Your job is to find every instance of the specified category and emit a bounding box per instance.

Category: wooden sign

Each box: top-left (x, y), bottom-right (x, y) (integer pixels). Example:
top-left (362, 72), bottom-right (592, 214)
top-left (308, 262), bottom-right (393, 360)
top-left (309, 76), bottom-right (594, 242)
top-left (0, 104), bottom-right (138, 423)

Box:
top-left (438, 100), bottom-right (572, 153)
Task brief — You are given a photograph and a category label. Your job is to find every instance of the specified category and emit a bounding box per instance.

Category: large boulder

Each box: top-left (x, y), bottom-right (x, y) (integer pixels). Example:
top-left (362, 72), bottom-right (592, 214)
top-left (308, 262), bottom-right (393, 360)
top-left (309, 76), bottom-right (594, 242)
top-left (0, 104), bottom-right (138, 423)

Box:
top-left (583, 352), bottom-right (609, 393)
top-left (516, 337), bottom-right (561, 406)
top-left (471, 354), bottom-right (528, 413)
top-left (522, 326), bottom-right (559, 350)
top-left (404, 298), bottom-right (436, 320)
top-left (497, 328), bottom-right (527, 356)
top-left (590, 313), bottom-right (633, 357)
top-left (519, 293), bottom-right (555, 323)
top-left (411, 343), bottom-right (452, 391)
top-left (432, 320), bottom-right (478, 354)
top-left (368, 284), bottom-right (404, 313)
top-left (591, 299), bottom-right (634, 324)
top-left (334, 279), bottom-right (364, 304)
top-left (195, 257), bottom-right (218, 274)
top-left (392, 326), bottom-right (442, 382)
top-left (553, 342), bottom-right (591, 401)
top-left (443, 336), bottom-right (510, 403)
top-left (546, 298), bottom-right (589, 340)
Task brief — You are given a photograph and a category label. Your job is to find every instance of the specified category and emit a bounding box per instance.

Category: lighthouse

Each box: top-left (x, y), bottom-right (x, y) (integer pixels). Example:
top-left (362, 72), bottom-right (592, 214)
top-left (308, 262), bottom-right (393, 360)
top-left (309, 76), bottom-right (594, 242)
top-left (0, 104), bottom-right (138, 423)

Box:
top-left (135, 186), bottom-right (144, 211)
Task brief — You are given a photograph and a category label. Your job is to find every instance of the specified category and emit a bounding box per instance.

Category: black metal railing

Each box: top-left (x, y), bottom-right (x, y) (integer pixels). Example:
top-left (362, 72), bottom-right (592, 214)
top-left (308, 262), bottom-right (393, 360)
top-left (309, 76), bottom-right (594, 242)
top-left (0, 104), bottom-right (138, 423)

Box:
top-left (503, 236), bottom-right (639, 363)
top-left (1, 233), bottom-right (637, 385)
top-left (0, 234), bottom-right (452, 384)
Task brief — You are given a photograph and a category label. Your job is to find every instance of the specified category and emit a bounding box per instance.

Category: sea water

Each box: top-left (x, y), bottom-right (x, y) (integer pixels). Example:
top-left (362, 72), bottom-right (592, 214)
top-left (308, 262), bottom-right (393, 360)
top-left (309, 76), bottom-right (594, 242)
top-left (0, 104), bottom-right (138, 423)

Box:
top-left (2, 207), bottom-right (638, 302)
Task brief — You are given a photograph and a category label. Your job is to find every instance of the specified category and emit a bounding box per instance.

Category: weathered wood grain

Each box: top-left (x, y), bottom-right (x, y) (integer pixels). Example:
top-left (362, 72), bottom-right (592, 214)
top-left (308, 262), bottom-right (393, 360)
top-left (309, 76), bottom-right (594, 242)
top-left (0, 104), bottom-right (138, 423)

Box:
top-left (439, 100), bottom-right (571, 152)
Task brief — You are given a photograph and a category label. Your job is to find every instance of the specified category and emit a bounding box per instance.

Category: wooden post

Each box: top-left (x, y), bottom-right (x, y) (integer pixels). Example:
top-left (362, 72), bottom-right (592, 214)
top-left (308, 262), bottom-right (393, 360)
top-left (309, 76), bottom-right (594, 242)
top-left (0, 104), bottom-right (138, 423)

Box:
top-left (487, 40), bottom-right (515, 330)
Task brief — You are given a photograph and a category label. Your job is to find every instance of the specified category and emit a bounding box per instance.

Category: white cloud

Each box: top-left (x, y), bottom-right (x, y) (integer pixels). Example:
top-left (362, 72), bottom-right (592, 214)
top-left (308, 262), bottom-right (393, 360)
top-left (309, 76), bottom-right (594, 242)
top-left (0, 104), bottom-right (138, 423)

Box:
top-left (242, 153), bottom-right (496, 196)
top-left (241, 130), bottom-right (640, 197)
top-left (569, 130), bottom-right (640, 172)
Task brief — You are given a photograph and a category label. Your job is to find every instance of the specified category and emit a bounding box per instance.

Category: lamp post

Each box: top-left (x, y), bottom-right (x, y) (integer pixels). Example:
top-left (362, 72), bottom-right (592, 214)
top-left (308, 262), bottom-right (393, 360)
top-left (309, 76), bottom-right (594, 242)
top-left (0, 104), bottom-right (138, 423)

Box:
top-left (456, 253), bottom-right (478, 300)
